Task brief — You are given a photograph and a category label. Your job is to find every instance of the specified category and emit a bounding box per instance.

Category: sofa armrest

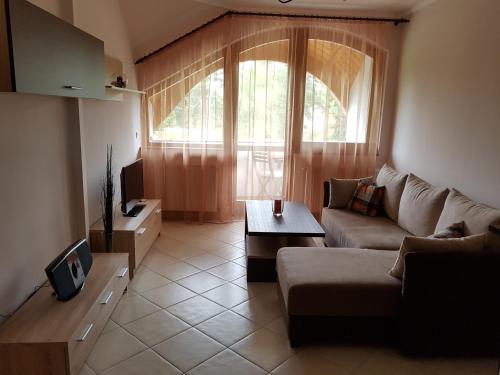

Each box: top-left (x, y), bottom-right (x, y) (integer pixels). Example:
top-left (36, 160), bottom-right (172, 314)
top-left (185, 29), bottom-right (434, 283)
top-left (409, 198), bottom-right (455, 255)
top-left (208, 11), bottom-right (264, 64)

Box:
top-left (401, 251), bottom-right (500, 354)
top-left (323, 181), bottom-right (330, 208)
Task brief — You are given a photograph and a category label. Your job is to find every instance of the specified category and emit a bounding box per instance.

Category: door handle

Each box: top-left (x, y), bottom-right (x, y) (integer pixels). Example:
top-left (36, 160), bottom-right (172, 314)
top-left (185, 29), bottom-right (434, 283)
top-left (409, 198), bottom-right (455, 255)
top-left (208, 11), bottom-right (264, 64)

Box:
top-left (63, 85), bottom-right (83, 90)
top-left (100, 291), bottom-right (113, 305)
top-left (117, 267), bottom-right (128, 278)
top-left (78, 323), bottom-right (94, 342)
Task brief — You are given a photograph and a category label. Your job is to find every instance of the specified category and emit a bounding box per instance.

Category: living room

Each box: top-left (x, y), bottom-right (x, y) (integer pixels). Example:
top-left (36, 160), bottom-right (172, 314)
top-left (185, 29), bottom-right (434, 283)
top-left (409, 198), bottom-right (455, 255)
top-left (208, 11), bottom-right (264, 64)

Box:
top-left (0, 0), bottom-right (499, 374)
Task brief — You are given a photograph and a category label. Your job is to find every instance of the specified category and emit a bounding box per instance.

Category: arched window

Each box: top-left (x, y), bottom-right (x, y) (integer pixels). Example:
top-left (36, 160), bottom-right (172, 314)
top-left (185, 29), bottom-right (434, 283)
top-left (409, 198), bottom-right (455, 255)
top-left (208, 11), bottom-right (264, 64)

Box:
top-left (150, 62), bottom-right (224, 143)
top-left (302, 72), bottom-right (347, 142)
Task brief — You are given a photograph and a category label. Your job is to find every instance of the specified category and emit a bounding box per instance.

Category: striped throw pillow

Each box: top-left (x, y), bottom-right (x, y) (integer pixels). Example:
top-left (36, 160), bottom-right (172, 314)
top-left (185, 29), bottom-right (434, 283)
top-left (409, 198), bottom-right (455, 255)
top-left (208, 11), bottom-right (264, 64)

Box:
top-left (348, 182), bottom-right (385, 217)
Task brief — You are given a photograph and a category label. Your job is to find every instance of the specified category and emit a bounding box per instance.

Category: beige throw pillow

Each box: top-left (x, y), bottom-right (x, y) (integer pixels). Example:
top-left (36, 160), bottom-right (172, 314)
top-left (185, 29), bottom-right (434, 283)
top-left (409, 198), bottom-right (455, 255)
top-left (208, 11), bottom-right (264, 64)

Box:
top-left (375, 164), bottom-right (408, 222)
top-left (388, 234), bottom-right (486, 279)
top-left (397, 174), bottom-right (449, 236)
top-left (328, 177), bottom-right (372, 209)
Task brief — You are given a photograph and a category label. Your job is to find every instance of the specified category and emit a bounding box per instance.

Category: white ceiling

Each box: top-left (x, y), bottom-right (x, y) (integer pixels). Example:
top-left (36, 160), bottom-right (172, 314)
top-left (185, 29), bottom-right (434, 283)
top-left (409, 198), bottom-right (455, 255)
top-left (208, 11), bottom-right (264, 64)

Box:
top-left (122, 0), bottom-right (432, 62)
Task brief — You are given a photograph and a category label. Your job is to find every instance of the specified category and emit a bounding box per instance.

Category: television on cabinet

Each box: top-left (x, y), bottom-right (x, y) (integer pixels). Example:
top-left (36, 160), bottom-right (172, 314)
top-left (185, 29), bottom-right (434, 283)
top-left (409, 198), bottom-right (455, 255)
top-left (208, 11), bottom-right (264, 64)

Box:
top-left (120, 158), bottom-right (144, 216)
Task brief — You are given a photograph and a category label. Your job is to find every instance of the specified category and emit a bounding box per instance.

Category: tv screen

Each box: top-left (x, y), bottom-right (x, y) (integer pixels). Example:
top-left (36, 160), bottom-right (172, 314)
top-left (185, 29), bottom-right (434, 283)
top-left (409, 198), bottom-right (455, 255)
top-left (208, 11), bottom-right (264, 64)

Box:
top-left (120, 158), bottom-right (144, 216)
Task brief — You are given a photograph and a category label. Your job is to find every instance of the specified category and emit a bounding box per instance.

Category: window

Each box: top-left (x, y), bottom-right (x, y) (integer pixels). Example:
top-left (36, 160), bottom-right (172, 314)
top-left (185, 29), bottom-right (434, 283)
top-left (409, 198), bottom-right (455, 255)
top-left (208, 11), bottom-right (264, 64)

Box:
top-left (237, 59), bottom-right (288, 145)
top-left (302, 72), bottom-right (347, 142)
top-left (150, 63), bottom-right (224, 143)
top-left (303, 39), bottom-right (373, 143)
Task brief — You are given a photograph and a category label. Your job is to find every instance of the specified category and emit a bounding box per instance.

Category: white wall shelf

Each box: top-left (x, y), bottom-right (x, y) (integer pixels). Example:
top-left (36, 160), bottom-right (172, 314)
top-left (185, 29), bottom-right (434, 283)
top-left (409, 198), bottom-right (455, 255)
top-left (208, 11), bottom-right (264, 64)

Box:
top-left (105, 85), bottom-right (145, 94)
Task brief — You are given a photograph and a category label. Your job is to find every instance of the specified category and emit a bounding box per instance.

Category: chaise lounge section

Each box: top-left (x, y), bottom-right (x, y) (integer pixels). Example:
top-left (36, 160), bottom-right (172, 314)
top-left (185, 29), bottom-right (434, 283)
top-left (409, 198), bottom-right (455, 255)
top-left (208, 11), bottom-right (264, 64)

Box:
top-left (277, 165), bottom-right (500, 354)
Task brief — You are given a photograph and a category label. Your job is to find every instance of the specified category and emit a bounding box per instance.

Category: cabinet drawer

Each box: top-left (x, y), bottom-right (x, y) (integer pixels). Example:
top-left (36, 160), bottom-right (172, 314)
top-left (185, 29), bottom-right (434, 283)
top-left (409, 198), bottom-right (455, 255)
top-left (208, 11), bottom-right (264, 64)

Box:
top-left (67, 264), bottom-right (128, 374)
top-left (134, 207), bottom-right (161, 267)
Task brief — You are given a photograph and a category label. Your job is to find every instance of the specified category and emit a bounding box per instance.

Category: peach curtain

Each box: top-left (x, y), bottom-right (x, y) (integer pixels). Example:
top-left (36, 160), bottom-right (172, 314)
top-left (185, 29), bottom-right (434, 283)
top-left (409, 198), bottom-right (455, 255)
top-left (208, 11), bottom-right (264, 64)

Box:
top-left (137, 14), bottom-right (390, 221)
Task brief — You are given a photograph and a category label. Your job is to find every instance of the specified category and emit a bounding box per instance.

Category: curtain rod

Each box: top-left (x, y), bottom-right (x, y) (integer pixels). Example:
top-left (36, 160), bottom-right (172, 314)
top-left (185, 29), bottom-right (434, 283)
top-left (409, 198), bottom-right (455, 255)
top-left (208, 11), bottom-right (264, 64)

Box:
top-left (135, 10), bottom-right (409, 65)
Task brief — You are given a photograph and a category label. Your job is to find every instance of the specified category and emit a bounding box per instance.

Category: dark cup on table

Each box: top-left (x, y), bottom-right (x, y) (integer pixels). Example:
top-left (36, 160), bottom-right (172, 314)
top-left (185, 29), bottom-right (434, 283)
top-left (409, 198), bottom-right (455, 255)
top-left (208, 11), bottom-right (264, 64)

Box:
top-left (273, 199), bottom-right (284, 217)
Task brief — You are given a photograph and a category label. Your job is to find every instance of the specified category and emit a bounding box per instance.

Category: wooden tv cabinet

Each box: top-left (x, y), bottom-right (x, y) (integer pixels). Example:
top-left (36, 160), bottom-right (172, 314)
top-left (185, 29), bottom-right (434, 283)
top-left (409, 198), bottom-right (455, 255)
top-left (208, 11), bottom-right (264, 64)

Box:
top-left (0, 253), bottom-right (129, 375)
top-left (89, 199), bottom-right (161, 279)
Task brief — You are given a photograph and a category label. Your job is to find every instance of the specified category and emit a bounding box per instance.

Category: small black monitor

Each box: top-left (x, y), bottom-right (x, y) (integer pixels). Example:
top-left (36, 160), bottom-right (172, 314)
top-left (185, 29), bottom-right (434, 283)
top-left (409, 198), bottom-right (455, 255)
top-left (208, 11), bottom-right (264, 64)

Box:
top-left (120, 158), bottom-right (144, 216)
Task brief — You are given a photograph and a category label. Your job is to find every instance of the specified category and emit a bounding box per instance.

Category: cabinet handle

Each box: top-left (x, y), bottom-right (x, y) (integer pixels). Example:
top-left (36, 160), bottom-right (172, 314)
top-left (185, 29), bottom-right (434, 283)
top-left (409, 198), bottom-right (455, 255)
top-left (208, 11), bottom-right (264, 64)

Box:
top-left (136, 227), bottom-right (146, 235)
top-left (100, 291), bottom-right (113, 305)
top-left (63, 85), bottom-right (83, 90)
top-left (155, 209), bottom-right (161, 214)
top-left (78, 323), bottom-right (94, 342)
top-left (117, 267), bottom-right (128, 278)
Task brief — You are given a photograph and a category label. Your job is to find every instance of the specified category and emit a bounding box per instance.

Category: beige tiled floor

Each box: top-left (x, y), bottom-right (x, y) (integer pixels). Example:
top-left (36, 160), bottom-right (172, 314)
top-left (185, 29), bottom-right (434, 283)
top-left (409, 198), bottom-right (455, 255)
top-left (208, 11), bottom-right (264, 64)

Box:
top-left (83, 221), bottom-right (500, 375)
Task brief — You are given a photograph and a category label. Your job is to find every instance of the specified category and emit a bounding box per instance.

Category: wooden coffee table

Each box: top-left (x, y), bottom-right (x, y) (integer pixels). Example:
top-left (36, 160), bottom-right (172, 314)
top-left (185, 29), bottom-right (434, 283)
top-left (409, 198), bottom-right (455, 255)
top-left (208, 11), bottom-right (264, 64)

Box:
top-left (245, 200), bottom-right (325, 281)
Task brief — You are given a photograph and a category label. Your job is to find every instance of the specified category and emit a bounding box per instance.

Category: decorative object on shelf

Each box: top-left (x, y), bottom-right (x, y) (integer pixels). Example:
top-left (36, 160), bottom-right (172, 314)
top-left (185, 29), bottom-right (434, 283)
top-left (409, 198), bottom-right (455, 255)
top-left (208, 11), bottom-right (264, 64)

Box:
top-left (111, 73), bottom-right (128, 88)
top-left (101, 144), bottom-right (114, 252)
top-left (278, 0), bottom-right (292, 3)
top-left (273, 199), bottom-right (285, 217)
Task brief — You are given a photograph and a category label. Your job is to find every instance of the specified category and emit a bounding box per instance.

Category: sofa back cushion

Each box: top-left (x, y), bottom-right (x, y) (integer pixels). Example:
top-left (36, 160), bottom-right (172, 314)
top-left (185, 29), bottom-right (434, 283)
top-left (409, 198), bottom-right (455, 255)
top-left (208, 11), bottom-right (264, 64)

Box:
top-left (328, 177), bottom-right (372, 209)
top-left (436, 189), bottom-right (500, 235)
top-left (375, 164), bottom-right (408, 222)
top-left (388, 234), bottom-right (486, 279)
top-left (398, 174), bottom-right (449, 236)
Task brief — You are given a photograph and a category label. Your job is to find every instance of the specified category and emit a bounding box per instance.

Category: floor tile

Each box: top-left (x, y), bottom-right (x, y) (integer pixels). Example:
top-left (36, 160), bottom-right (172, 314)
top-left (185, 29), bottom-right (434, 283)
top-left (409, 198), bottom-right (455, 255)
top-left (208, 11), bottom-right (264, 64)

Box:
top-left (151, 261), bottom-right (201, 281)
top-left (128, 270), bottom-right (171, 293)
top-left (207, 262), bottom-right (246, 281)
top-left (187, 349), bottom-right (267, 375)
top-left (100, 349), bottom-right (181, 375)
top-left (209, 244), bottom-right (246, 260)
top-left (111, 294), bottom-right (160, 325)
top-left (78, 364), bottom-right (95, 375)
top-left (208, 231), bottom-right (246, 245)
top-left (186, 237), bottom-right (231, 252)
top-left (271, 350), bottom-right (349, 375)
top-left (304, 344), bottom-right (375, 373)
top-left (196, 310), bottom-right (259, 346)
top-left (102, 319), bottom-right (119, 334)
top-left (152, 235), bottom-right (184, 251)
top-left (160, 243), bottom-right (206, 260)
top-left (167, 295), bottom-right (226, 325)
top-left (141, 250), bottom-right (178, 269)
top-left (154, 328), bottom-right (225, 372)
top-left (134, 264), bottom-right (150, 274)
top-left (185, 253), bottom-right (228, 270)
top-left (264, 317), bottom-right (287, 338)
top-left (142, 283), bottom-right (196, 308)
top-left (233, 240), bottom-right (246, 250)
top-left (232, 278), bottom-right (278, 298)
top-left (86, 327), bottom-right (146, 373)
top-left (177, 272), bottom-right (227, 294)
top-left (232, 256), bottom-right (247, 268)
top-left (124, 310), bottom-right (190, 346)
top-left (231, 328), bottom-right (296, 372)
top-left (232, 293), bottom-right (282, 325)
top-left (202, 283), bottom-right (251, 308)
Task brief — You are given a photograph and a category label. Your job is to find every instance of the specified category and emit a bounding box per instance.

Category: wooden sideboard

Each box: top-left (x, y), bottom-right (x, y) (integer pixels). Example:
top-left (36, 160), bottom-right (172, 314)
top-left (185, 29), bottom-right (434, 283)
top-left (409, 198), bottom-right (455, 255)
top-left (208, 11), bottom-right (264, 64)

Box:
top-left (0, 253), bottom-right (129, 375)
top-left (89, 199), bottom-right (161, 279)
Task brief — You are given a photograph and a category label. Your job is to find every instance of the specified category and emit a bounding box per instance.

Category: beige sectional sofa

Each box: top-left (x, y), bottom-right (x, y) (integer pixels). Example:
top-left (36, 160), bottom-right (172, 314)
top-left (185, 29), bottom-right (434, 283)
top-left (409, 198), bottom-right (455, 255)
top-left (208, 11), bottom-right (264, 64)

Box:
top-left (276, 165), bottom-right (500, 352)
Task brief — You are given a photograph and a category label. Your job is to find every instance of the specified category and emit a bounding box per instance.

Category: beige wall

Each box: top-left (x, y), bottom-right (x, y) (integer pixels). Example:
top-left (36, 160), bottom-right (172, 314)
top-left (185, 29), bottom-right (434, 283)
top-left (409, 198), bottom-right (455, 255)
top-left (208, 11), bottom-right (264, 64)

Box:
top-left (0, 0), bottom-right (139, 317)
top-left (390, 0), bottom-right (500, 208)
top-left (73, 0), bottom-right (141, 225)
top-left (0, 94), bottom-right (85, 316)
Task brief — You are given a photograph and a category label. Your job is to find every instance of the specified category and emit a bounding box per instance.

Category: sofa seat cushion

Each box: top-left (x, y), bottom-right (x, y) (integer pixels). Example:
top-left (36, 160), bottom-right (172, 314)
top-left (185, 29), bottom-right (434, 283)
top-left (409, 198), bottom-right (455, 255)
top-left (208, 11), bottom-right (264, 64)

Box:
top-left (322, 208), bottom-right (411, 250)
top-left (277, 247), bottom-right (401, 317)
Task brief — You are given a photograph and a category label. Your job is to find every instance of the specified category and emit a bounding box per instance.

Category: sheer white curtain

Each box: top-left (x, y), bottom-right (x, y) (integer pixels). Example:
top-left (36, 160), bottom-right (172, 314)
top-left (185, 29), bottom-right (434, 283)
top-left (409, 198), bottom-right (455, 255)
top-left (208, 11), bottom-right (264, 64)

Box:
top-left (138, 15), bottom-right (390, 220)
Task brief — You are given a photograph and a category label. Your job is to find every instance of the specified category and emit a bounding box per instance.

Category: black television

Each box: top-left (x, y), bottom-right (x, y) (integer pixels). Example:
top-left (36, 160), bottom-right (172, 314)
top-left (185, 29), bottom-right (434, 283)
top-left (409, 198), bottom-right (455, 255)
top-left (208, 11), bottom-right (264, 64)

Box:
top-left (120, 158), bottom-right (145, 216)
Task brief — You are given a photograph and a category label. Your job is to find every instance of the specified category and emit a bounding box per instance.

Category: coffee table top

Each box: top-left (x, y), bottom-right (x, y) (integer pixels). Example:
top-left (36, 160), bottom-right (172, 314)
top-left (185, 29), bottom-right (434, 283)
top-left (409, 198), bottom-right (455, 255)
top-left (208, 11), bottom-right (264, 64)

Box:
top-left (245, 200), bottom-right (325, 237)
